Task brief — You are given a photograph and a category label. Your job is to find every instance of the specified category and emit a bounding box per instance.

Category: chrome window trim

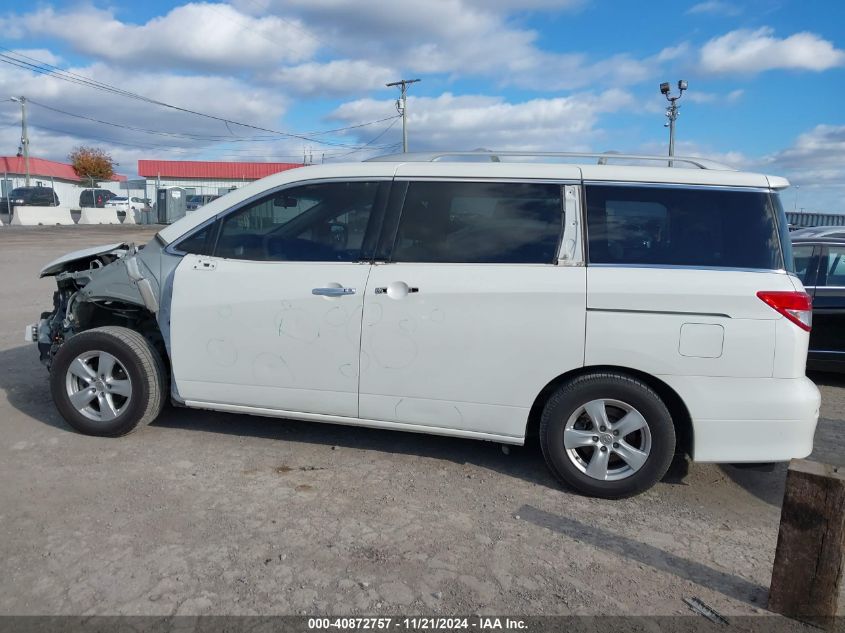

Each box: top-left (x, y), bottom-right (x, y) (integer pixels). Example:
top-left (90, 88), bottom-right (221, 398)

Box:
top-left (582, 181), bottom-right (771, 193)
top-left (165, 176), bottom-right (392, 257)
top-left (393, 176), bottom-right (580, 185)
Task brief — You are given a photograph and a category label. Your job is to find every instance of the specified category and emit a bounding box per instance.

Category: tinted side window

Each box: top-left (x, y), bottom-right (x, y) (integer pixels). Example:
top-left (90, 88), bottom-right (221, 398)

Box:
top-left (792, 244), bottom-right (817, 286)
top-left (215, 181), bottom-right (380, 262)
top-left (175, 223), bottom-right (216, 255)
top-left (822, 246), bottom-right (845, 287)
top-left (585, 186), bottom-right (784, 270)
top-left (391, 181), bottom-right (562, 264)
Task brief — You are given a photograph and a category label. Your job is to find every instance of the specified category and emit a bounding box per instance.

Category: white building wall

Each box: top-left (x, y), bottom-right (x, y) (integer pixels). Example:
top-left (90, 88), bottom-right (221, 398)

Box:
top-left (143, 177), bottom-right (254, 204)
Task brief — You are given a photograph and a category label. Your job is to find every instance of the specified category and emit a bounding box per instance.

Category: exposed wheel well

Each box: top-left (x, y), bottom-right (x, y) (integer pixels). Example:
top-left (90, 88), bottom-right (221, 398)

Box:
top-left (74, 300), bottom-right (169, 373)
top-left (526, 365), bottom-right (693, 456)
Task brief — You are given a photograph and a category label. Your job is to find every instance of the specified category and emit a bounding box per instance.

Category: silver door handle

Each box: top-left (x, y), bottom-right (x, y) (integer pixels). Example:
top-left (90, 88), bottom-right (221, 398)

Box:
top-left (312, 287), bottom-right (356, 297)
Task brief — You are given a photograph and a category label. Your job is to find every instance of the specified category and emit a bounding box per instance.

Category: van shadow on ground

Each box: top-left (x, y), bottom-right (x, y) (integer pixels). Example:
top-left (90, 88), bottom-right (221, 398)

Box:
top-left (0, 343), bottom-right (790, 504)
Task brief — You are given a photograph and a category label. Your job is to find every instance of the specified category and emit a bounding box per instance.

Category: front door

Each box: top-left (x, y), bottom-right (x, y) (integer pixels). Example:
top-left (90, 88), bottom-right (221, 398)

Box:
top-left (359, 179), bottom-right (586, 440)
top-left (170, 180), bottom-right (387, 418)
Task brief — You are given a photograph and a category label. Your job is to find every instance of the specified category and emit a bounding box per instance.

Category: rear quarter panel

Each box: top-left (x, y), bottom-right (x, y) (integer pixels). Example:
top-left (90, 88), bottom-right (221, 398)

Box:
top-left (585, 267), bottom-right (797, 378)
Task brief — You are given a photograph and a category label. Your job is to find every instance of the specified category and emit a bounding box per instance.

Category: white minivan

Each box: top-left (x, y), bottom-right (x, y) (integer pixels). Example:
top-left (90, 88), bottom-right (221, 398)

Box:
top-left (29, 152), bottom-right (820, 498)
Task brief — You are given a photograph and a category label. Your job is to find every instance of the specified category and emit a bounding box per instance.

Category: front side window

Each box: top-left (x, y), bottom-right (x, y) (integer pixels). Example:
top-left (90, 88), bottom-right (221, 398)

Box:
top-left (585, 185), bottom-right (784, 270)
top-left (214, 181), bottom-right (381, 262)
top-left (391, 181), bottom-right (563, 264)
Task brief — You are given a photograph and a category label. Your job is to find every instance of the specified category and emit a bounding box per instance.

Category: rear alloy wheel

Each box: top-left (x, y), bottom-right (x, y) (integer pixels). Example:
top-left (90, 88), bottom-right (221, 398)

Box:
top-left (540, 373), bottom-right (676, 498)
top-left (50, 326), bottom-right (166, 437)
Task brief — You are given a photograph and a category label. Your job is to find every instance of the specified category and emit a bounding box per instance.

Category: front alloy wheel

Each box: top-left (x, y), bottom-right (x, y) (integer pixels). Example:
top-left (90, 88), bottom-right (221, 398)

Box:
top-left (50, 326), bottom-right (166, 437)
top-left (65, 350), bottom-right (133, 422)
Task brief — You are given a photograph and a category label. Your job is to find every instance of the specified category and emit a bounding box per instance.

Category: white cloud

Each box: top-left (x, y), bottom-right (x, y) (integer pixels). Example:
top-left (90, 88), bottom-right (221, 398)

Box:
top-left (686, 88), bottom-right (744, 104)
top-left (330, 89), bottom-right (636, 153)
top-left (656, 43), bottom-right (692, 62)
top-left (271, 60), bottom-right (398, 97)
top-left (700, 27), bottom-right (845, 73)
top-left (0, 59), bottom-right (291, 169)
top-left (234, 0), bottom-right (653, 90)
top-left (758, 124), bottom-right (845, 186)
top-left (462, 0), bottom-right (585, 8)
top-left (687, 2), bottom-right (742, 16)
top-left (1, 3), bottom-right (319, 71)
top-left (756, 125), bottom-right (845, 212)
top-left (644, 128), bottom-right (845, 212)
top-left (6, 48), bottom-right (64, 66)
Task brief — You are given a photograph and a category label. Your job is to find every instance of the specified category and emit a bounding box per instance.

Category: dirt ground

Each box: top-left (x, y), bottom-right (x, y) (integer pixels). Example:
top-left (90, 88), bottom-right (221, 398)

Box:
top-left (0, 225), bottom-right (842, 618)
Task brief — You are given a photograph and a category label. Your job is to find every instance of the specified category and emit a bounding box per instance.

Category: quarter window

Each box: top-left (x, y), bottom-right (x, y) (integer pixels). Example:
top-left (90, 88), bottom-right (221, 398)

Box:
top-left (391, 181), bottom-right (563, 264)
top-left (214, 181), bottom-right (381, 262)
top-left (585, 185), bottom-right (784, 270)
top-left (175, 223), bottom-right (216, 255)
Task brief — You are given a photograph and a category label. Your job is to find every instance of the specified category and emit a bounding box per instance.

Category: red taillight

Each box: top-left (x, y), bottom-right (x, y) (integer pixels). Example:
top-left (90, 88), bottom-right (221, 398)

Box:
top-left (757, 291), bottom-right (812, 331)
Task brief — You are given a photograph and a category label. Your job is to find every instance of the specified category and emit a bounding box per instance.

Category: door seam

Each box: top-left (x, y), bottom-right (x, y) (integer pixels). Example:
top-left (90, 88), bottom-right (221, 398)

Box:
top-left (356, 264), bottom-right (375, 418)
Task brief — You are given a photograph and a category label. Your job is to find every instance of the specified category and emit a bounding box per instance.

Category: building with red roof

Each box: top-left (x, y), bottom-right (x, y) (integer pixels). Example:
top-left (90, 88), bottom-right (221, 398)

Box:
top-left (0, 156), bottom-right (126, 184)
top-left (0, 156), bottom-right (126, 210)
top-left (135, 160), bottom-right (304, 202)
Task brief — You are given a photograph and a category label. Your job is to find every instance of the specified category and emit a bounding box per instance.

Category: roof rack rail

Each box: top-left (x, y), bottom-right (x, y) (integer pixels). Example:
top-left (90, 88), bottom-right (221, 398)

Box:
top-left (366, 150), bottom-right (737, 171)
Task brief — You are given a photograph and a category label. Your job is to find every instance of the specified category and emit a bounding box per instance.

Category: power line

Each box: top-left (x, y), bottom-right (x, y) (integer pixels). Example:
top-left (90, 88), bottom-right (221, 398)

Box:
top-left (26, 98), bottom-right (400, 143)
top-left (330, 117), bottom-right (401, 159)
top-left (0, 48), bottom-right (397, 149)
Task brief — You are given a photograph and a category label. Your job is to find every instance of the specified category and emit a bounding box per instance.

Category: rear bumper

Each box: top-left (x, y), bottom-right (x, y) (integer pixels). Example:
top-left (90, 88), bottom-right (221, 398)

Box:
top-left (662, 375), bottom-right (820, 463)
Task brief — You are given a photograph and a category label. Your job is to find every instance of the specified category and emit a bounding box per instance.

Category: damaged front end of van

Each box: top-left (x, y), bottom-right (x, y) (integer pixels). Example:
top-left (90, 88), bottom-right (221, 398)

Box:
top-left (27, 242), bottom-right (165, 370)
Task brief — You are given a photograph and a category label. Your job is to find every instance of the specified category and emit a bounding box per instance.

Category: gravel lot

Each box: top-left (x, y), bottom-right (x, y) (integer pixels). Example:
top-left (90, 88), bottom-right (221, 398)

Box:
top-left (0, 225), bottom-right (842, 618)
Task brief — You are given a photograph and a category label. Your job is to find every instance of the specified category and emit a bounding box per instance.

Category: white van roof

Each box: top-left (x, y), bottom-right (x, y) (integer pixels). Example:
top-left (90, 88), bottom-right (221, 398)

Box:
top-left (157, 152), bottom-right (790, 244)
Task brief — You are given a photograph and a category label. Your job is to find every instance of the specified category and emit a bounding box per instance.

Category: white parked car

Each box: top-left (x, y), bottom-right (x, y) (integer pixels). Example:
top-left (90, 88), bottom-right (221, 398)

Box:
top-left (105, 196), bottom-right (147, 212)
top-left (27, 151), bottom-right (819, 498)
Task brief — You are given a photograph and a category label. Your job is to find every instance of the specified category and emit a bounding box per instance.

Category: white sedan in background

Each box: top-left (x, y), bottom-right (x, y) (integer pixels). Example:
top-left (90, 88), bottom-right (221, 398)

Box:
top-left (105, 196), bottom-right (149, 222)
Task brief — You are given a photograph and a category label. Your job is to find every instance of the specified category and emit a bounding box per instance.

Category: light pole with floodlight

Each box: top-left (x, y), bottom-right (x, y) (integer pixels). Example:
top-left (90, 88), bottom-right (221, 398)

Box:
top-left (660, 80), bottom-right (687, 167)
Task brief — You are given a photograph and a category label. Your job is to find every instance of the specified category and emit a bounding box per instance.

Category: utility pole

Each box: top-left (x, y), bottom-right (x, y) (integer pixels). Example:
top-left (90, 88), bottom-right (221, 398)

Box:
top-left (11, 96), bottom-right (30, 186)
top-left (659, 80), bottom-right (687, 167)
top-left (386, 78), bottom-right (420, 153)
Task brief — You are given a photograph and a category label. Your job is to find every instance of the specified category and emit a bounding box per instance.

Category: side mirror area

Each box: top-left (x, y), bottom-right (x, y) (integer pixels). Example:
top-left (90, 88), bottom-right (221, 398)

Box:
top-left (274, 195), bottom-right (298, 208)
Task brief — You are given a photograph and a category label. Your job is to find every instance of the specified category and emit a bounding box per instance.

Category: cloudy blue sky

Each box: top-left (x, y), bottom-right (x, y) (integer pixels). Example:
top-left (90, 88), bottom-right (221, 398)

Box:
top-left (1, 0), bottom-right (843, 211)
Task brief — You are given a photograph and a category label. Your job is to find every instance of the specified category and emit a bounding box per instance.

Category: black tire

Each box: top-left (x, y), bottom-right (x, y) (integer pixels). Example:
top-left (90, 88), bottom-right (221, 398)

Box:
top-left (50, 326), bottom-right (167, 437)
top-left (539, 372), bottom-right (676, 499)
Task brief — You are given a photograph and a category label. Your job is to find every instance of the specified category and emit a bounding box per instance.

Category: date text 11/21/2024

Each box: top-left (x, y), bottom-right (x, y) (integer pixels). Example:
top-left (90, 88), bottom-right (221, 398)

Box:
top-left (307, 617), bottom-right (528, 630)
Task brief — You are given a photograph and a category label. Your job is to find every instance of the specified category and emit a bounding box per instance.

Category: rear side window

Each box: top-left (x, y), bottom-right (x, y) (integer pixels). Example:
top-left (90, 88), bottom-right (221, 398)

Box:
top-left (585, 185), bottom-right (785, 270)
top-left (391, 181), bottom-right (562, 264)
